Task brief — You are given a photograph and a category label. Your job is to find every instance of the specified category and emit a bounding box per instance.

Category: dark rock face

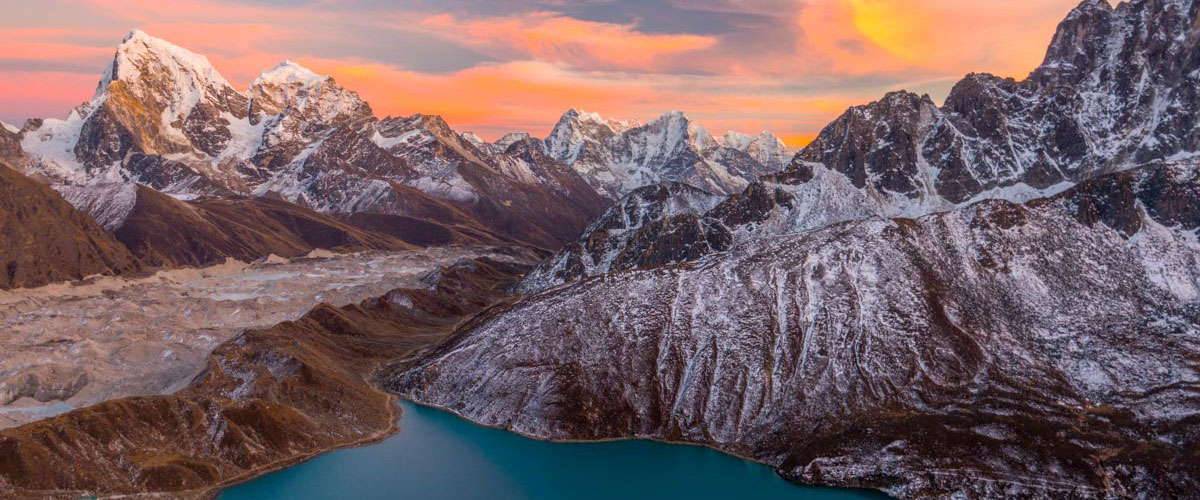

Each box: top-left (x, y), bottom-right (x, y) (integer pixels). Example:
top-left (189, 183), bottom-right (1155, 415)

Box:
top-left (517, 182), bottom-right (725, 291)
top-left (392, 163), bottom-right (1200, 499)
top-left (0, 128), bottom-right (23, 163)
top-left (522, 0), bottom-right (1200, 291)
top-left (0, 164), bottom-right (139, 289)
top-left (122, 153), bottom-right (235, 197)
top-left (796, 0), bottom-right (1200, 204)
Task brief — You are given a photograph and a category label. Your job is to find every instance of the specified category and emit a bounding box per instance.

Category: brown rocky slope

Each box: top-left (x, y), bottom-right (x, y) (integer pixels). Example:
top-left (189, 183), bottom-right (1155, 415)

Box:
top-left (112, 185), bottom-right (415, 267)
top-left (0, 163), bottom-right (140, 289)
top-left (0, 254), bottom-right (532, 499)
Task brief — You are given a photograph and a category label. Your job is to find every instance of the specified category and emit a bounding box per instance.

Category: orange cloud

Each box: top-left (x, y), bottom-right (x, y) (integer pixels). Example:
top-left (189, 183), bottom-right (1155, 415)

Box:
top-left (2, 0), bottom-right (1101, 147)
top-left (300, 57), bottom-right (854, 145)
top-left (801, 0), bottom-right (1085, 79)
top-left (421, 12), bottom-right (718, 72)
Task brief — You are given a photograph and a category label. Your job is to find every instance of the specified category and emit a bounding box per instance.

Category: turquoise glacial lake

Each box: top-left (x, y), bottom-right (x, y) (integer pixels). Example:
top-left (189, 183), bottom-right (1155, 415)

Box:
top-left (218, 401), bottom-right (890, 500)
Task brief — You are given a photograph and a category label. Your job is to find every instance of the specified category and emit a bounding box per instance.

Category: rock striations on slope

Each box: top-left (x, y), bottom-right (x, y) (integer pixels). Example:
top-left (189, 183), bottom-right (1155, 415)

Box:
top-left (389, 1), bottom-right (1200, 498)
top-left (521, 0), bottom-right (1200, 291)
top-left (516, 182), bottom-right (727, 292)
top-left (392, 160), bottom-right (1200, 500)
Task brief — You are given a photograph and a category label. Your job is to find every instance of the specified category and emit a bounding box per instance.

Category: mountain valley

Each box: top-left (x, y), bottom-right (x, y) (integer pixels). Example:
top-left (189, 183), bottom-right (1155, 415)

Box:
top-left (0, 0), bottom-right (1198, 499)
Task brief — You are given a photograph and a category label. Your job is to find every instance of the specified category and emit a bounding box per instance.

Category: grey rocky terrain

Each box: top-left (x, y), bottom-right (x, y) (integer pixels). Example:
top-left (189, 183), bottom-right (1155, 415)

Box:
top-left (0, 246), bottom-right (507, 429)
top-left (392, 161), bottom-right (1200, 499)
top-left (389, 1), bottom-right (1200, 498)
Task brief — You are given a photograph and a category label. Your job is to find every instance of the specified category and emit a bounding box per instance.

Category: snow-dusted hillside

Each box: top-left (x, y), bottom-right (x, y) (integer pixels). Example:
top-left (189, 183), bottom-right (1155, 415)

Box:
top-left (391, 1), bottom-right (1200, 498)
top-left (522, 0), bottom-right (1200, 290)
top-left (393, 160), bottom-right (1200, 499)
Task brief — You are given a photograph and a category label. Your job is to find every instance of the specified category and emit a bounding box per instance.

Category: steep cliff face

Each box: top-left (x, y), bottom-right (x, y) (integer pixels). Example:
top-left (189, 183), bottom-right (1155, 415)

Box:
top-left (517, 182), bottom-right (726, 291)
top-left (0, 164), bottom-right (140, 289)
top-left (392, 161), bottom-right (1200, 499)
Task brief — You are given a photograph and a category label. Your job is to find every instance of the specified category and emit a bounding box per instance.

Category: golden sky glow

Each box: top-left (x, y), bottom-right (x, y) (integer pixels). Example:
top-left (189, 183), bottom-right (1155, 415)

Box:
top-left (0, 0), bottom-right (1097, 146)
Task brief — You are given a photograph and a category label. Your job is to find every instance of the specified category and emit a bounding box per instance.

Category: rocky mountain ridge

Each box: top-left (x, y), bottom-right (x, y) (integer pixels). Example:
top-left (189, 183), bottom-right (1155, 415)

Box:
top-left (17, 30), bottom-right (605, 251)
top-left (393, 159), bottom-right (1200, 500)
top-left (539, 108), bottom-right (791, 199)
top-left (522, 0), bottom-right (1200, 290)
top-left (389, 1), bottom-right (1200, 498)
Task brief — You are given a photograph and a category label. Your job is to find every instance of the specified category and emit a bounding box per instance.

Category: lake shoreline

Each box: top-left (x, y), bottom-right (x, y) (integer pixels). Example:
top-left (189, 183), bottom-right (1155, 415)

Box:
top-left (396, 398), bottom-right (894, 499)
top-left (217, 399), bottom-right (892, 500)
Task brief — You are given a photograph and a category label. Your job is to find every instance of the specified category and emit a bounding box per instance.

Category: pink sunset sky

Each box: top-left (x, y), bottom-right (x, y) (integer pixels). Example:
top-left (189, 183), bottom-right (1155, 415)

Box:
top-left (1, 0), bottom-right (1102, 145)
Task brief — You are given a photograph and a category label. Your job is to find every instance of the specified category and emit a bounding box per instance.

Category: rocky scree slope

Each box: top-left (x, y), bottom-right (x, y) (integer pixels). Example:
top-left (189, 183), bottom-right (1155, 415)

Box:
top-left (18, 31), bottom-right (605, 251)
top-left (392, 160), bottom-right (1200, 499)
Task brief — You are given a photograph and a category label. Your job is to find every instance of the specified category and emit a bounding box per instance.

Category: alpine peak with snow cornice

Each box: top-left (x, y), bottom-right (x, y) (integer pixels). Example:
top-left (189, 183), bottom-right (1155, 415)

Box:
top-left (18, 30), bottom-right (607, 250)
top-left (542, 108), bottom-right (790, 199)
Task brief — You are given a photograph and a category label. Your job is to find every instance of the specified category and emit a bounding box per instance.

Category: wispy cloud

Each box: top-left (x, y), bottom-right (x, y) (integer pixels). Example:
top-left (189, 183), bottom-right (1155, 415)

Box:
top-left (420, 12), bottom-right (718, 72)
top-left (1, 0), bottom-right (1087, 145)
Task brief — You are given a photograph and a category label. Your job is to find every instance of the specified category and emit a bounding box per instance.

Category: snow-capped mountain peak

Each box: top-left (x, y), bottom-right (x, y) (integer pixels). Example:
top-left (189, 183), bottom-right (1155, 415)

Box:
top-left (253, 60), bottom-right (327, 88)
top-left (544, 108), bottom-right (789, 199)
top-left (717, 131), bottom-right (753, 150)
top-left (248, 59), bottom-right (370, 125)
top-left (97, 29), bottom-right (237, 106)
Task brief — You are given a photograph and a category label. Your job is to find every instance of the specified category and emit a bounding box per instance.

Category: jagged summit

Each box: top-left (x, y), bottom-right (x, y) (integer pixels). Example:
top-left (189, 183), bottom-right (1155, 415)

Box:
top-left (257, 60), bottom-right (324, 83)
top-left (248, 58), bottom-right (369, 124)
top-left (18, 29), bottom-right (606, 252)
top-left (543, 108), bottom-right (789, 198)
top-left (561, 108), bottom-right (640, 132)
top-left (97, 29), bottom-right (235, 101)
top-left (517, 0), bottom-right (1200, 289)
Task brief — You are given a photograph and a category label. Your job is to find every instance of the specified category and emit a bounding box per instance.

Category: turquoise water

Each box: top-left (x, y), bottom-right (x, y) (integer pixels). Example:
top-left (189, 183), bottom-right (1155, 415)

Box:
top-left (218, 401), bottom-right (890, 500)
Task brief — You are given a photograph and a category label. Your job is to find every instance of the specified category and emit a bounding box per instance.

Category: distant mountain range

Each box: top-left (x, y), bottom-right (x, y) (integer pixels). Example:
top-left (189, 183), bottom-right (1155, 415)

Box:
top-left (2, 31), bottom-right (790, 272)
